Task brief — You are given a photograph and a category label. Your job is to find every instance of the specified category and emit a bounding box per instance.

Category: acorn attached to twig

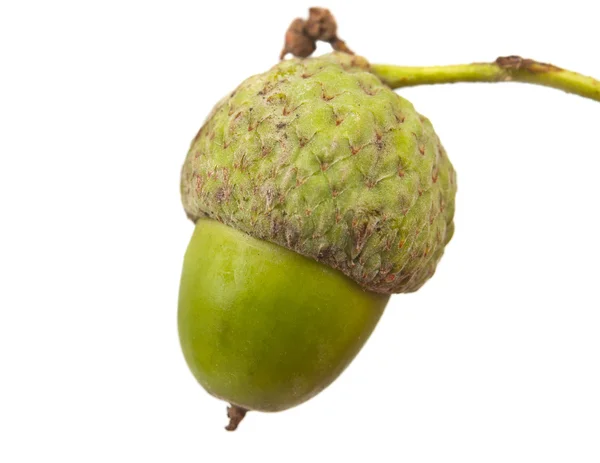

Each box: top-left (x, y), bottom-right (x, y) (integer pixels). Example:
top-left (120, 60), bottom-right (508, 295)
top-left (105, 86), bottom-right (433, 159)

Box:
top-left (178, 8), bottom-right (600, 431)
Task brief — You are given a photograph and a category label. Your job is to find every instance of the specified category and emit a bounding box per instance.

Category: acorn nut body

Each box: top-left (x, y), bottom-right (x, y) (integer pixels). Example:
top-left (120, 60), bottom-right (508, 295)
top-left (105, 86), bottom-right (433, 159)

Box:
top-left (179, 219), bottom-right (388, 413)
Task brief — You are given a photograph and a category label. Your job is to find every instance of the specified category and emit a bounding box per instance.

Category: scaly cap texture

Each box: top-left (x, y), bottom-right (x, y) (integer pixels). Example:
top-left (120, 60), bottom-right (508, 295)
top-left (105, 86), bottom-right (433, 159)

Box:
top-left (181, 53), bottom-right (456, 294)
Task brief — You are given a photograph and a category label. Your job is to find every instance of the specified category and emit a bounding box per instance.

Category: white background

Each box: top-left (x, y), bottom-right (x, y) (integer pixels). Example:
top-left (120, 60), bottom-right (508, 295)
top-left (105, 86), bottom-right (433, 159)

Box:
top-left (1, 1), bottom-right (599, 462)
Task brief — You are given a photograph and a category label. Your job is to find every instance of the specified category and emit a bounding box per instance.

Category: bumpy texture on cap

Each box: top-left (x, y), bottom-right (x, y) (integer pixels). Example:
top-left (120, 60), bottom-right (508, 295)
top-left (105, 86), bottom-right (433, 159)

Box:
top-left (181, 53), bottom-right (456, 294)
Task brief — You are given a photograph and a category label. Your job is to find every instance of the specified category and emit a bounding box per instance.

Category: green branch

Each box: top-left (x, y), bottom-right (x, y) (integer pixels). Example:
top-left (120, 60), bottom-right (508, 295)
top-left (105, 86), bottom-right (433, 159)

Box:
top-left (371, 56), bottom-right (600, 102)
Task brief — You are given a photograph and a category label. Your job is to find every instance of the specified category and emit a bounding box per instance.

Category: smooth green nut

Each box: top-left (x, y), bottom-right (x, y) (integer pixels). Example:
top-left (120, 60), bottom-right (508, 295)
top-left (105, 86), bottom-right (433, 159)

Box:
top-left (178, 219), bottom-right (389, 412)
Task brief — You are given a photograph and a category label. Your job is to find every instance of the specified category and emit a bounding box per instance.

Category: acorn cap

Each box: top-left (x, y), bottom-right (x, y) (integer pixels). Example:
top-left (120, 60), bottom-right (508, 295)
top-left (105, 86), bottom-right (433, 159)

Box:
top-left (181, 53), bottom-right (456, 294)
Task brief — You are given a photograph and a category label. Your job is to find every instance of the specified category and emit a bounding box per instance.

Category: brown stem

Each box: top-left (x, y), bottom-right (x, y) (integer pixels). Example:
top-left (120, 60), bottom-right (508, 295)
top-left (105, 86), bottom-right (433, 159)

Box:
top-left (280, 7), bottom-right (354, 60)
top-left (225, 405), bottom-right (247, 431)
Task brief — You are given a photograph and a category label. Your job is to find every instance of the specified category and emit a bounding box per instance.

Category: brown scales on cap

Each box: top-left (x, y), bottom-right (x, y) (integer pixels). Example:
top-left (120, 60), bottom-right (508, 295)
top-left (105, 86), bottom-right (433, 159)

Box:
top-left (280, 7), bottom-right (354, 59)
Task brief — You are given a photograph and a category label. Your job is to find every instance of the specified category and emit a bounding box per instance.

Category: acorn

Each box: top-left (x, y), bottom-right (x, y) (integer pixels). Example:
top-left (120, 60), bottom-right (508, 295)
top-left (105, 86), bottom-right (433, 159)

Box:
top-left (178, 9), bottom-right (600, 431)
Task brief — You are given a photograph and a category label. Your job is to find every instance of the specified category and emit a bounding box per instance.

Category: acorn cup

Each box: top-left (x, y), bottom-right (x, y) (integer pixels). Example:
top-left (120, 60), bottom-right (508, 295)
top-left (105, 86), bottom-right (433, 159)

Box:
top-left (178, 8), bottom-right (600, 431)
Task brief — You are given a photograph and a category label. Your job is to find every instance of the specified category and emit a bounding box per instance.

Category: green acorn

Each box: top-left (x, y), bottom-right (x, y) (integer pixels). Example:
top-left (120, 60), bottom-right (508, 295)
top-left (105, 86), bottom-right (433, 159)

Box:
top-left (178, 52), bottom-right (455, 430)
top-left (178, 10), bottom-right (600, 431)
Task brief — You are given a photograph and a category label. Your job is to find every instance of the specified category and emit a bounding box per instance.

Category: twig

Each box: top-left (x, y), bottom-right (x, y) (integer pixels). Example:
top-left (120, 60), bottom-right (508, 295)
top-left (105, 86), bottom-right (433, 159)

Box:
top-left (371, 56), bottom-right (600, 102)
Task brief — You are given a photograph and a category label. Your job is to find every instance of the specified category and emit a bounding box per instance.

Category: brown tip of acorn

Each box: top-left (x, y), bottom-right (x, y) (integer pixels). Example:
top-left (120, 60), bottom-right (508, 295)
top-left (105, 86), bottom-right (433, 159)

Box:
top-left (225, 404), bottom-right (248, 431)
